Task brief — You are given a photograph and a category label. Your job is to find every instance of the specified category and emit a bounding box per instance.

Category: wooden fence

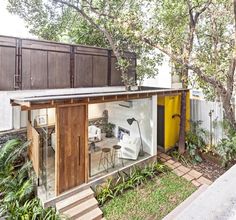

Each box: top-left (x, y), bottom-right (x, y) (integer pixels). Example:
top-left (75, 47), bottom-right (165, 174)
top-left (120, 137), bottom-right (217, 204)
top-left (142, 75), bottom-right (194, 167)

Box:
top-left (0, 35), bottom-right (136, 91)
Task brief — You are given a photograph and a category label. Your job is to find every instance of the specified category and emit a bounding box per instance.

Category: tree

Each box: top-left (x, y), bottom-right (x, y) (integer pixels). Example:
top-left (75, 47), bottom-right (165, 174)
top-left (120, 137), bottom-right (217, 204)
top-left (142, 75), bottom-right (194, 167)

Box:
top-left (7, 0), bottom-right (161, 86)
top-left (138, 0), bottom-right (236, 132)
top-left (8, 0), bottom-right (236, 146)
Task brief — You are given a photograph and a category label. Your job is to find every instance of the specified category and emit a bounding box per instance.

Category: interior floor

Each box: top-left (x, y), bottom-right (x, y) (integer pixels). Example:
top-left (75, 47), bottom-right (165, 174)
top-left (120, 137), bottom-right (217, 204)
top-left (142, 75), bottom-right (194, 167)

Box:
top-left (89, 136), bottom-right (150, 178)
top-left (38, 136), bottom-right (150, 201)
top-left (38, 145), bottom-right (55, 201)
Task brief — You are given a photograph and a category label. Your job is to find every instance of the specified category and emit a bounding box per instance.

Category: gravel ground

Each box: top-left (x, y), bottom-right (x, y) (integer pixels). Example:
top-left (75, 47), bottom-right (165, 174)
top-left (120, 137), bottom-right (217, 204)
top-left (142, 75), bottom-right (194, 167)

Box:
top-left (0, 130), bottom-right (27, 148)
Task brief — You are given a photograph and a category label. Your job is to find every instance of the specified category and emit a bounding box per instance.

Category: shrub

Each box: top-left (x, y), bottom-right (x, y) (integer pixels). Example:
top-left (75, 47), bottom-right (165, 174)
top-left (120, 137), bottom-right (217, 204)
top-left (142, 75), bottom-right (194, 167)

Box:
top-left (185, 121), bottom-right (208, 163)
top-left (0, 139), bottom-right (63, 219)
top-left (95, 162), bottom-right (169, 205)
top-left (170, 150), bottom-right (191, 166)
top-left (216, 135), bottom-right (236, 167)
top-left (0, 139), bottom-right (34, 205)
top-left (3, 198), bottom-right (63, 220)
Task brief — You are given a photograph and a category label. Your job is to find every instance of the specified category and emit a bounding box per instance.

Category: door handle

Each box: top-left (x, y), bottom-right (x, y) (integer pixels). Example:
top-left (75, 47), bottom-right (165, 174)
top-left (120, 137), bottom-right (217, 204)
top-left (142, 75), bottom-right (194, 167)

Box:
top-left (78, 136), bottom-right (81, 166)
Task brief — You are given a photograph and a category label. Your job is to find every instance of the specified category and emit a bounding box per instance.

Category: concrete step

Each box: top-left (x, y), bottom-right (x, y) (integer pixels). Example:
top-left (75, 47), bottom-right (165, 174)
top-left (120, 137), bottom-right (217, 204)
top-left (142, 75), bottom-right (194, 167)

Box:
top-left (56, 188), bottom-right (94, 212)
top-left (163, 184), bottom-right (209, 220)
top-left (63, 197), bottom-right (98, 219)
top-left (77, 207), bottom-right (103, 220)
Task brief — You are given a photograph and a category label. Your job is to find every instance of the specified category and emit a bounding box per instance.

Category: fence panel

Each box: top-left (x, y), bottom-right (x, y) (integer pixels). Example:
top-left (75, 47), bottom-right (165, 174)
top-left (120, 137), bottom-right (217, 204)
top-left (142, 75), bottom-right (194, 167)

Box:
top-left (92, 56), bottom-right (108, 86)
top-left (48, 52), bottom-right (70, 88)
top-left (190, 98), bottom-right (224, 145)
top-left (74, 54), bottom-right (93, 87)
top-left (0, 36), bottom-right (136, 90)
top-left (0, 47), bottom-right (15, 90)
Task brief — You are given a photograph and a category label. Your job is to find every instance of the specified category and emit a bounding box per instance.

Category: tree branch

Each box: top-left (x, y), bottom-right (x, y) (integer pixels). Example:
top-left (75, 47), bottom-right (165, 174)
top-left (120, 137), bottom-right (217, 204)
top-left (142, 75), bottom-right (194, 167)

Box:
top-left (143, 36), bottom-right (225, 91)
top-left (53, 0), bottom-right (121, 59)
top-left (194, 0), bottom-right (212, 22)
top-left (83, 0), bottom-right (115, 19)
top-left (226, 0), bottom-right (236, 96)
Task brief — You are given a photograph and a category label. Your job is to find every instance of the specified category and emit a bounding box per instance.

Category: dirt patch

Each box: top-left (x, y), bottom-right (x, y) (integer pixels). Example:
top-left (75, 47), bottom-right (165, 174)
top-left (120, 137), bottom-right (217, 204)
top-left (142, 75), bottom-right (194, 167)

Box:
top-left (183, 159), bottom-right (228, 181)
top-left (167, 149), bottom-right (232, 181)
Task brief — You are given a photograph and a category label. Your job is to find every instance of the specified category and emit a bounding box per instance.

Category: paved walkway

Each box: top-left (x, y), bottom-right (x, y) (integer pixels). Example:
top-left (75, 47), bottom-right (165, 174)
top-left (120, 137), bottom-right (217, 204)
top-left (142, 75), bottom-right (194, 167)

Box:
top-left (157, 152), bottom-right (213, 187)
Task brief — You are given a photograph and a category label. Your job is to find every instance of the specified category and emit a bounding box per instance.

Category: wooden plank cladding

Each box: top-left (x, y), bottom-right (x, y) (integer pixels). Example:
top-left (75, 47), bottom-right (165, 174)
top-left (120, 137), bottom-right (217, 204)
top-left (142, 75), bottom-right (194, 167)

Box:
top-left (27, 122), bottom-right (40, 177)
top-left (56, 104), bottom-right (87, 195)
top-left (0, 35), bottom-right (136, 91)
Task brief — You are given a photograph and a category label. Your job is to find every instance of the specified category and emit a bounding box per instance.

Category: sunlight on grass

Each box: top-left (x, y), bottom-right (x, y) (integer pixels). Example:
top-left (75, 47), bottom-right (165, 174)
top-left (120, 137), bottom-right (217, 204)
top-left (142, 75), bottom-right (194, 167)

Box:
top-left (102, 172), bottom-right (196, 220)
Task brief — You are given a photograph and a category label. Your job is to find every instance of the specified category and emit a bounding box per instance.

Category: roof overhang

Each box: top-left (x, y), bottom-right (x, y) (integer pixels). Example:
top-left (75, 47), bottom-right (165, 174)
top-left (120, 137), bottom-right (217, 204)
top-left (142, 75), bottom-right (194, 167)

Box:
top-left (11, 87), bottom-right (189, 110)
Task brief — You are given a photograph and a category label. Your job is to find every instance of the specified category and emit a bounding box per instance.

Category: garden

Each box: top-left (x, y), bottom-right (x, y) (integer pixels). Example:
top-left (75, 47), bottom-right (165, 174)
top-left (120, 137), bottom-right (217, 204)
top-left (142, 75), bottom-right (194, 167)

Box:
top-left (0, 137), bottom-right (197, 220)
top-left (0, 139), bottom-right (63, 219)
top-left (169, 120), bottom-right (236, 181)
top-left (97, 168), bottom-right (196, 220)
top-left (1, 116), bottom-right (236, 219)
top-left (96, 118), bottom-right (236, 219)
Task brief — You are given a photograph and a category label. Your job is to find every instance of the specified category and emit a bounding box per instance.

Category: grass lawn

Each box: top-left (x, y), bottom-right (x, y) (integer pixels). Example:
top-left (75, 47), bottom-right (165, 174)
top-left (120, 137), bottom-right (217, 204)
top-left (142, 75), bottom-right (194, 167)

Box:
top-left (102, 172), bottom-right (196, 220)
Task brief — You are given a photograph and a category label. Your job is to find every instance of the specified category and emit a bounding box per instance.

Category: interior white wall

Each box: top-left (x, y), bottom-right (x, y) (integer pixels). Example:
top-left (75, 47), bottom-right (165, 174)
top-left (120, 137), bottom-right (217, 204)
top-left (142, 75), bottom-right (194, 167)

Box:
top-left (88, 103), bottom-right (106, 119)
top-left (30, 108), bottom-right (55, 125)
top-left (105, 97), bottom-right (157, 156)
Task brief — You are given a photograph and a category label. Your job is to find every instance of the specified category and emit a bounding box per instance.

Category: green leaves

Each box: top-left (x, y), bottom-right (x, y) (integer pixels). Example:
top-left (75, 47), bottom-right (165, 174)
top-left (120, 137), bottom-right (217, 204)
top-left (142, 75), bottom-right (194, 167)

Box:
top-left (7, 0), bottom-right (161, 84)
top-left (4, 198), bottom-right (62, 220)
top-left (216, 135), bottom-right (236, 167)
top-left (0, 138), bottom-right (63, 219)
top-left (95, 162), bottom-right (169, 206)
top-left (0, 139), bottom-right (22, 168)
top-left (185, 120), bottom-right (208, 164)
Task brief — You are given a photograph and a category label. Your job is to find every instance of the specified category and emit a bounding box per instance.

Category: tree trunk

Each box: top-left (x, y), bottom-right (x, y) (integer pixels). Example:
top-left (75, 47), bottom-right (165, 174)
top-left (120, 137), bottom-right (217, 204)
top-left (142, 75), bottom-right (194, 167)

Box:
top-left (178, 91), bottom-right (187, 154)
top-left (221, 94), bottom-right (236, 130)
top-left (180, 67), bottom-right (189, 89)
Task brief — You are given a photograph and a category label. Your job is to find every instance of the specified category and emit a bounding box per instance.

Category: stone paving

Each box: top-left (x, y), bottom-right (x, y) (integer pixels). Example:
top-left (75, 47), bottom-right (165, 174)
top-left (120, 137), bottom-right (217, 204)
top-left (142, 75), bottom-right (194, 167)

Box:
top-left (157, 152), bottom-right (213, 187)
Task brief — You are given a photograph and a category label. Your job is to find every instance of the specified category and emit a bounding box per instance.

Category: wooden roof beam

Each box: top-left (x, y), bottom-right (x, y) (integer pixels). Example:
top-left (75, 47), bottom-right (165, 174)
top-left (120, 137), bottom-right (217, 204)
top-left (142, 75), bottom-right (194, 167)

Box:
top-left (12, 100), bottom-right (31, 108)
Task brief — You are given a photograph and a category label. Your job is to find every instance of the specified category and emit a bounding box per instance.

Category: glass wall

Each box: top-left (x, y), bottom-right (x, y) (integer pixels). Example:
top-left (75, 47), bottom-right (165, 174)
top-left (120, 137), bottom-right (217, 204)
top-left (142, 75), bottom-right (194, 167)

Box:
top-left (32, 108), bottom-right (56, 200)
top-left (88, 98), bottom-right (154, 179)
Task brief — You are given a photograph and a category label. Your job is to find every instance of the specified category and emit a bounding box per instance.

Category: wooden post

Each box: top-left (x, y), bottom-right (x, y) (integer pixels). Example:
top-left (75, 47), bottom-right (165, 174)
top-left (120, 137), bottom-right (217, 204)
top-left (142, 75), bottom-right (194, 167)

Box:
top-left (107, 49), bottom-right (112, 86)
top-left (178, 91), bottom-right (186, 154)
top-left (70, 45), bottom-right (75, 88)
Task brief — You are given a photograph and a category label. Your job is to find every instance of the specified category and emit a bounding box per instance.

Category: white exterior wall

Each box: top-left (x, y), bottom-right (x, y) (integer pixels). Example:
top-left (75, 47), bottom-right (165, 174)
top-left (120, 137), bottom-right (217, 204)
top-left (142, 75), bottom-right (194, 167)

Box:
top-left (142, 56), bottom-right (172, 88)
top-left (105, 96), bottom-right (157, 156)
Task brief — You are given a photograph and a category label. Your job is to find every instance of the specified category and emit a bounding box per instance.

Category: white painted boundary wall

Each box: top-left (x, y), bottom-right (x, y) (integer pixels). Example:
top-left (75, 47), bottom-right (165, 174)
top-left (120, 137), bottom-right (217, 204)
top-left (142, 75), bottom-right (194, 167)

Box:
top-left (190, 98), bottom-right (224, 144)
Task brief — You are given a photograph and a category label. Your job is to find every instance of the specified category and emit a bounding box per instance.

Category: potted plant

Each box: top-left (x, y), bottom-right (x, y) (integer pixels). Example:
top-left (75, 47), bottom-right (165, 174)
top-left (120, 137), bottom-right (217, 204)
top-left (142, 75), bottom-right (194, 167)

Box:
top-left (104, 123), bottom-right (115, 138)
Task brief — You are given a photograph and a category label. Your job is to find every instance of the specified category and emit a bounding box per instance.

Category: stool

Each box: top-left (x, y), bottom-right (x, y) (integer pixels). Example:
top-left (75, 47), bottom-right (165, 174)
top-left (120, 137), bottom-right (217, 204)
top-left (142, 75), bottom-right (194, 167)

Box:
top-left (98, 148), bottom-right (112, 172)
top-left (112, 145), bottom-right (124, 168)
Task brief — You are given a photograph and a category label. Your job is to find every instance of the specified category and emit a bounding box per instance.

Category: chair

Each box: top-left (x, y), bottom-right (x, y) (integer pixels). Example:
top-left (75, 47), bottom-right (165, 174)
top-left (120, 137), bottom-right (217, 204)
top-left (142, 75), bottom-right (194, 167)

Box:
top-left (88, 125), bottom-right (102, 141)
top-left (112, 145), bottom-right (124, 167)
top-left (118, 134), bottom-right (141, 160)
top-left (98, 148), bottom-right (113, 172)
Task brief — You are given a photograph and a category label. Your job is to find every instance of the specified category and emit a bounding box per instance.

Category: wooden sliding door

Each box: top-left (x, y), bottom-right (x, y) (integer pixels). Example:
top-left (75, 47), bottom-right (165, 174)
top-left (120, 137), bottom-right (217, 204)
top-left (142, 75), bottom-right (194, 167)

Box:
top-left (56, 104), bottom-right (88, 195)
